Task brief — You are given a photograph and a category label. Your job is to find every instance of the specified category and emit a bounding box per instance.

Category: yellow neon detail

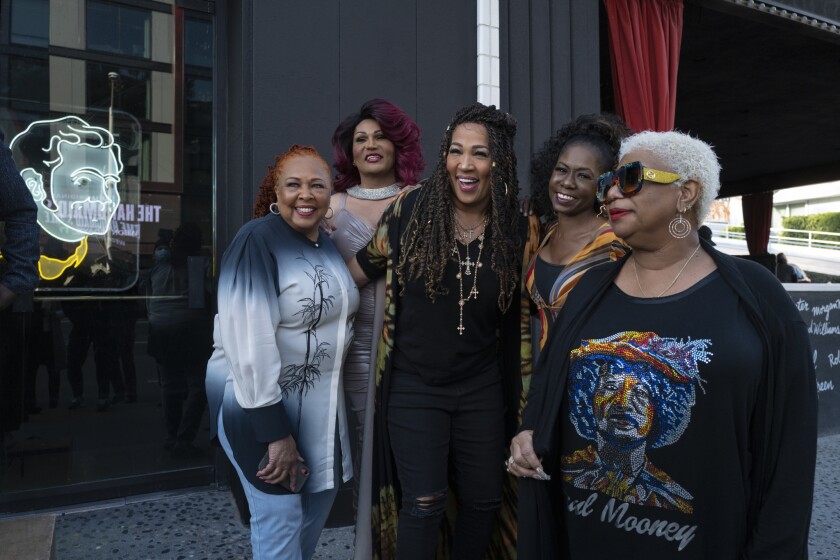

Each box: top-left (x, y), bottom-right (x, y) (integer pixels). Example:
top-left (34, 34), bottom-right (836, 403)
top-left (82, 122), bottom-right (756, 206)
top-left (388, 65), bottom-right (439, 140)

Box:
top-left (38, 237), bottom-right (89, 280)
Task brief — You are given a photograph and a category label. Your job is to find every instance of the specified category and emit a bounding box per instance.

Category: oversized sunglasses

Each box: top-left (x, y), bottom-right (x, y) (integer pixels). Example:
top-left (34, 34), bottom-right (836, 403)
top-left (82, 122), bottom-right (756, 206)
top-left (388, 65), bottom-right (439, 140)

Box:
top-left (596, 161), bottom-right (682, 203)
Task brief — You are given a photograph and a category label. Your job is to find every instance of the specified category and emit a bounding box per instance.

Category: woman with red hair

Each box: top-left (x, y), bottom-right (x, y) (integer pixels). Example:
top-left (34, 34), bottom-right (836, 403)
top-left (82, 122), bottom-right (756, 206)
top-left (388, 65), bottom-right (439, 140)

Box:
top-left (208, 145), bottom-right (359, 559)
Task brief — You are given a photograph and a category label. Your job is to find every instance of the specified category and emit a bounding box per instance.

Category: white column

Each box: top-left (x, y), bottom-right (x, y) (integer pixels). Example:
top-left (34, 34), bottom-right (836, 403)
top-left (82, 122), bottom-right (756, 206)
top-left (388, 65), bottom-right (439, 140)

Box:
top-left (477, 0), bottom-right (500, 107)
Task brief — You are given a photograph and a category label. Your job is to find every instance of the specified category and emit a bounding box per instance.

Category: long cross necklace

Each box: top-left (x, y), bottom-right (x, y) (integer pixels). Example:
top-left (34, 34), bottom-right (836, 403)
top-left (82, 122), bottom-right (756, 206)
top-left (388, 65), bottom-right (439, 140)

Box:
top-left (453, 232), bottom-right (485, 335)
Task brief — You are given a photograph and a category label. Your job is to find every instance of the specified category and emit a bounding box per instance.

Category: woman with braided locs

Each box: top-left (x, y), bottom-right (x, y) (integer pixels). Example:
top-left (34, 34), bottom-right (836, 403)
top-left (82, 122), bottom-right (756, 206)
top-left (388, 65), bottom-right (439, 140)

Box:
top-left (347, 103), bottom-right (526, 559)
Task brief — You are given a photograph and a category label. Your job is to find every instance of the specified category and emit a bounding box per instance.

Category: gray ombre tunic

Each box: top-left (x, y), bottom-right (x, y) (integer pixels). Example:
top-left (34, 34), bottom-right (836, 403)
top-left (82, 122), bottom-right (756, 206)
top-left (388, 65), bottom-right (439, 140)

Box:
top-left (206, 214), bottom-right (359, 494)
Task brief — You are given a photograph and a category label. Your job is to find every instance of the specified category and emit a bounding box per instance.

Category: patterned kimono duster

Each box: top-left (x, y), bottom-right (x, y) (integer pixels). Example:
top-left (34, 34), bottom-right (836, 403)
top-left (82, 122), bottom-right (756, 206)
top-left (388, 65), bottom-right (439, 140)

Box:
top-left (519, 217), bottom-right (627, 407)
top-left (360, 189), bottom-right (536, 559)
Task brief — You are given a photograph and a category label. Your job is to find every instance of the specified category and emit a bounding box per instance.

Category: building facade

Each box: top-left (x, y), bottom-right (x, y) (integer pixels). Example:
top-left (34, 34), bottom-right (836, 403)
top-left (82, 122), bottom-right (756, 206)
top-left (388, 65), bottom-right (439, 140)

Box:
top-left (2, 0), bottom-right (839, 515)
top-left (2, 0), bottom-right (598, 514)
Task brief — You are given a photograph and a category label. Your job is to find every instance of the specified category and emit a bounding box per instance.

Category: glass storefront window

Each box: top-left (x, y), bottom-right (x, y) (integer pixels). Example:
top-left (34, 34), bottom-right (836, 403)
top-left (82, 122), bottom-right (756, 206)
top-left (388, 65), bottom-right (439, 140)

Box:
top-left (86, 0), bottom-right (151, 59)
top-left (1, 2), bottom-right (215, 513)
top-left (10, 0), bottom-right (48, 47)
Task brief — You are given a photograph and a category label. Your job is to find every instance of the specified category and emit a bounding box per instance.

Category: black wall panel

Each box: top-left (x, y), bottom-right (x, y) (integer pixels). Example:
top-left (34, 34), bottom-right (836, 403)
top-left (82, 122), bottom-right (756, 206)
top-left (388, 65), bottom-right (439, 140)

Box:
top-left (415, 1), bottom-right (477, 167)
top-left (217, 0), bottom-right (476, 252)
top-left (337, 0), bottom-right (418, 121)
top-left (251, 2), bottom-right (342, 187)
top-left (500, 0), bottom-right (601, 194)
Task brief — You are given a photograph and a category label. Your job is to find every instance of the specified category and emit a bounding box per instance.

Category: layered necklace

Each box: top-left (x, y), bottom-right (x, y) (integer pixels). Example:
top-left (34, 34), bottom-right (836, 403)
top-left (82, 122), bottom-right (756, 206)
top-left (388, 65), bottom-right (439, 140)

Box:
top-left (633, 244), bottom-right (702, 298)
top-left (346, 183), bottom-right (401, 200)
top-left (455, 216), bottom-right (482, 242)
top-left (452, 216), bottom-right (487, 335)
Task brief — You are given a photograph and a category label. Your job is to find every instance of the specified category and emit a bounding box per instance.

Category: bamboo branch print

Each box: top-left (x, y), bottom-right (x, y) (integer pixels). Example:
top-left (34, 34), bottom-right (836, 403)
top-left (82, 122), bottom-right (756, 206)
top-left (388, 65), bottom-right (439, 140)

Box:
top-left (280, 255), bottom-right (335, 426)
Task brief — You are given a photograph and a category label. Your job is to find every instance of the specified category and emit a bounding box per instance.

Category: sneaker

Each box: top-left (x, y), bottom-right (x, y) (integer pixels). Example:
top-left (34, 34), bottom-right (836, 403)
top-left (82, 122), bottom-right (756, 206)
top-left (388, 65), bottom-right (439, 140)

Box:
top-left (68, 397), bottom-right (85, 410)
top-left (110, 394), bottom-right (125, 405)
top-left (96, 399), bottom-right (109, 412)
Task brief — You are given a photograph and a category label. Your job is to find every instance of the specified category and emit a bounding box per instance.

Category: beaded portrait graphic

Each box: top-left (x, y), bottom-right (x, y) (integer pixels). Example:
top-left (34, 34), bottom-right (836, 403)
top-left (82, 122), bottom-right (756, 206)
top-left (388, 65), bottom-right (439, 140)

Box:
top-left (561, 331), bottom-right (711, 513)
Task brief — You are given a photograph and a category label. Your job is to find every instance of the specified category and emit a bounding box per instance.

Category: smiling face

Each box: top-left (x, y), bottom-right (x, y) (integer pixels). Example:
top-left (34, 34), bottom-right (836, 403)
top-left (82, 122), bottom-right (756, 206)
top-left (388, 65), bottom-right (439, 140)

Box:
top-left (274, 155), bottom-right (332, 241)
top-left (352, 118), bottom-right (396, 186)
top-left (549, 143), bottom-right (602, 218)
top-left (49, 142), bottom-right (121, 237)
top-left (593, 368), bottom-right (655, 449)
top-left (446, 123), bottom-right (492, 214)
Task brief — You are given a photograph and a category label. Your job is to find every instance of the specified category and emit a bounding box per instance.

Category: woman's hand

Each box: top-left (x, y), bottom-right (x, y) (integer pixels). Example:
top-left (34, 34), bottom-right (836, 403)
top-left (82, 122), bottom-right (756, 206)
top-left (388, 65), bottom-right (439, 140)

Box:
top-left (507, 430), bottom-right (551, 481)
top-left (257, 434), bottom-right (305, 490)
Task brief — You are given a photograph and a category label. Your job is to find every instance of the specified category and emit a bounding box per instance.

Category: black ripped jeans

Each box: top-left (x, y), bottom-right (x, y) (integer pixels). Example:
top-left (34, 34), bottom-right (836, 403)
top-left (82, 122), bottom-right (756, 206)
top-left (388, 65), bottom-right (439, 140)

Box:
top-left (387, 366), bottom-right (504, 560)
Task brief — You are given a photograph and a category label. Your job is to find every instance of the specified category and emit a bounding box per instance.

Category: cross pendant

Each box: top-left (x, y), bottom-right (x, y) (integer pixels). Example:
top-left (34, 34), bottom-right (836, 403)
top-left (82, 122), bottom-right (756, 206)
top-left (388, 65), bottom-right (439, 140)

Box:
top-left (462, 256), bottom-right (475, 275)
top-left (457, 324), bottom-right (465, 334)
top-left (469, 286), bottom-right (479, 298)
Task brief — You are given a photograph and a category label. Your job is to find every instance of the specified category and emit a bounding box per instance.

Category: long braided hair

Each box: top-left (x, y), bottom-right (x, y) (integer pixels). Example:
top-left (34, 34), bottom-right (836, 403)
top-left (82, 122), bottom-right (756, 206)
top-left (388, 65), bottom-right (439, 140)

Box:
top-left (529, 113), bottom-right (630, 217)
top-left (397, 103), bottom-right (520, 312)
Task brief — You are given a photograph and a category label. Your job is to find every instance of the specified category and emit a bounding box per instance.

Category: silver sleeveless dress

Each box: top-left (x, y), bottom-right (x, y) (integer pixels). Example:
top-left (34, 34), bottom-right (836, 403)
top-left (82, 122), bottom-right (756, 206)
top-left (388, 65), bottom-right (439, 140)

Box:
top-left (329, 193), bottom-right (386, 559)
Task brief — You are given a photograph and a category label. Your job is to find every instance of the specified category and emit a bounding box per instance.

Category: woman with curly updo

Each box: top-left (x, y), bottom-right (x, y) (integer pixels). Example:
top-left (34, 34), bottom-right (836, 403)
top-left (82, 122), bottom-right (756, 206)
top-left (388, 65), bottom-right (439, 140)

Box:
top-left (522, 115), bottom-right (630, 369)
top-left (347, 103), bottom-right (524, 559)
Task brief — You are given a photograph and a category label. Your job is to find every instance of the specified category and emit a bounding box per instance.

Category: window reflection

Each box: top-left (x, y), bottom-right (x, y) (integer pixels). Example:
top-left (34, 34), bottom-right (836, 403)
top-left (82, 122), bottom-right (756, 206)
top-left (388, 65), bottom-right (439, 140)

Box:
top-left (86, 0), bottom-right (151, 59)
top-left (185, 19), bottom-right (213, 68)
top-left (185, 78), bottom-right (213, 193)
top-left (10, 0), bottom-right (49, 47)
top-left (86, 64), bottom-right (151, 121)
top-left (4, 56), bottom-right (49, 113)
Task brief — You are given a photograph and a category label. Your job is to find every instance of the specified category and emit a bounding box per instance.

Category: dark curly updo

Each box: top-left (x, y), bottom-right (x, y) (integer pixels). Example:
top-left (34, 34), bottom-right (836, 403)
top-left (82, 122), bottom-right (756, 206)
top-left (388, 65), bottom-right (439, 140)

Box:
top-left (529, 113), bottom-right (630, 218)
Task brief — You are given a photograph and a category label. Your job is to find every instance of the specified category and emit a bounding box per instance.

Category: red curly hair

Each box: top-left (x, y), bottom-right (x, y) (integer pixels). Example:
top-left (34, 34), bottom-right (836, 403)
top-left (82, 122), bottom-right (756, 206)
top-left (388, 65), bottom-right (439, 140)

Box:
top-left (253, 145), bottom-right (331, 218)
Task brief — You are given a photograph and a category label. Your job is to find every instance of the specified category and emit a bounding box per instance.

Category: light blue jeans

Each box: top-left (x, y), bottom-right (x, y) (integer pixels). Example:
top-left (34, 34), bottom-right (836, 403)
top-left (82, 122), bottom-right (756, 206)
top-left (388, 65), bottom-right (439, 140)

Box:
top-left (217, 411), bottom-right (339, 560)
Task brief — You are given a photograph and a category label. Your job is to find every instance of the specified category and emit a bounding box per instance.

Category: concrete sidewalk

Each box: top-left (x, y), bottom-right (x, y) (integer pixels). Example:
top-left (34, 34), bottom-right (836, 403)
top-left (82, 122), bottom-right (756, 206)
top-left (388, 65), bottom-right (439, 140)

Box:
top-left (42, 432), bottom-right (840, 559)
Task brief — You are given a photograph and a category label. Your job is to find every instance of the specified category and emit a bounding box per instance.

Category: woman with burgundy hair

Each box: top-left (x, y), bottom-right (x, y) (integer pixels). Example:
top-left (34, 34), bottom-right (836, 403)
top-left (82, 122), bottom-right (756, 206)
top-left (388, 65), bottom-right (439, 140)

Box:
top-left (327, 98), bottom-right (424, 559)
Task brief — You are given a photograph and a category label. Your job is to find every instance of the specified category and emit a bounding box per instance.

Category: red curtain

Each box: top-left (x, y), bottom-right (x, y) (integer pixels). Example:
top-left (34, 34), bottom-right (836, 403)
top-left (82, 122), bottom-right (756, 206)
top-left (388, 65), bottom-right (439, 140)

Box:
top-left (604, 0), bottom-right (684, 132)
top-left (742, 191), bottom-right (774, 256)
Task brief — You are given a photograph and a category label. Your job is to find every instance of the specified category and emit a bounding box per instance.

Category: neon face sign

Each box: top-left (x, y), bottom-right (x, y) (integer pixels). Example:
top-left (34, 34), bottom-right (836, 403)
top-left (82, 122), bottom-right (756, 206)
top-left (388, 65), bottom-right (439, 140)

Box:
top-left (12, 116), bottom-right (123, 243)
top-left (8, 116), bottom-right (124, 280)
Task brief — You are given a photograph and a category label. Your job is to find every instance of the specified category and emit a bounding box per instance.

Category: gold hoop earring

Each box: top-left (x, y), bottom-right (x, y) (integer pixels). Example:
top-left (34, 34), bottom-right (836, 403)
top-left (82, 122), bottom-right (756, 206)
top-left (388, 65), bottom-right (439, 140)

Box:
top-left (269, 202), bottom-right (280, 215)
top-left (598, 205), bottom-right (607, 218)
top-left (504, 182), bottom-right (509, 197)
